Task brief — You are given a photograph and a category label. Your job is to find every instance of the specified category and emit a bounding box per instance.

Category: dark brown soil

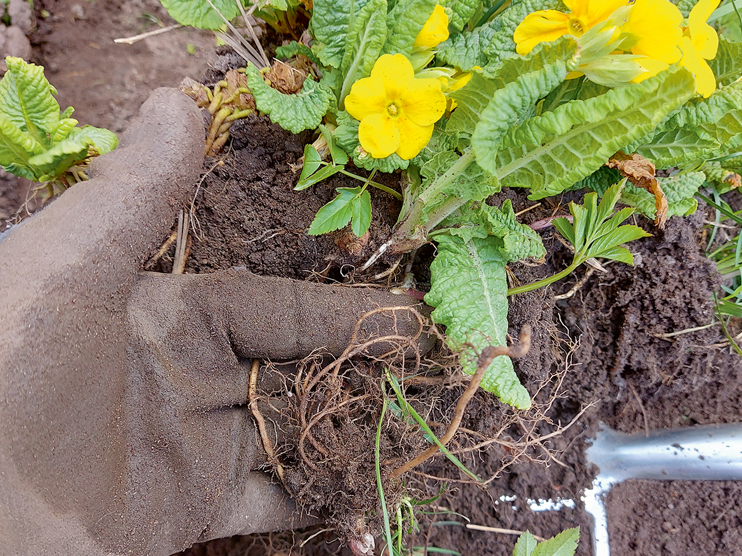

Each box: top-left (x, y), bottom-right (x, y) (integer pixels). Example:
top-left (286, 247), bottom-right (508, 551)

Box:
top-left (177, 115), bottom-right (403, 280)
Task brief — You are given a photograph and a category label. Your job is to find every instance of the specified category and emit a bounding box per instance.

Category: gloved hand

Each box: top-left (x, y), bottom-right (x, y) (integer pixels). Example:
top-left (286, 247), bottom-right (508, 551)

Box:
top-left (0, 89), bottom-right (426, 556)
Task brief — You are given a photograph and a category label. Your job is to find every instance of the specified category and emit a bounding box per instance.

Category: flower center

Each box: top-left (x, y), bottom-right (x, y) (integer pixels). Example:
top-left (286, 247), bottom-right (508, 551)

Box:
top-left (386, 102), bottom-right (400, 118)
top-left (568, 16), bottom-right (587, 36)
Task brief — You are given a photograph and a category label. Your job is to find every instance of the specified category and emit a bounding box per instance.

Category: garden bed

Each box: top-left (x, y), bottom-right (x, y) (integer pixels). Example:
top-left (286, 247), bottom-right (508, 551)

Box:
top-left (3, 1), bottom-right (741, 555)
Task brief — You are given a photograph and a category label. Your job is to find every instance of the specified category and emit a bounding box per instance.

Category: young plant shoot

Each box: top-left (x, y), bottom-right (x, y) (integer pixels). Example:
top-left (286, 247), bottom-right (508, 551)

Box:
top-left (0, 57), bottom-right (118, 197)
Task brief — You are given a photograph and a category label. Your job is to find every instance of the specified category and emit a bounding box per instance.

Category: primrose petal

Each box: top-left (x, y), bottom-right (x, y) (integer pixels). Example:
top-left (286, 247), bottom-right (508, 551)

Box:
top-left (689, 0), bottom-right (720, 60)
top-left (346, 76), bottom-right (387, 122)
top-left (514, 11), bottom-right (571, 55)
top-left (394, 117), bottom-right (434, 160)
top-left (358, 113), bottom-right (400, 158)
top-left (624, 0), bottom-right (683, 64)
top-left (584, 0), bottom-right (629, 26)
top-left (679, 35), bottom-right (716, 97)
top-left (630, 57), bottom-right (670, 83)
top-left (562, 0), bottom-right (590, 18)
top-left (414, 4), bottom-right (450, 48)
top-left (370, 54), bottom-right (415, 98)
top-left (399, 79), bottom-right (446, 127)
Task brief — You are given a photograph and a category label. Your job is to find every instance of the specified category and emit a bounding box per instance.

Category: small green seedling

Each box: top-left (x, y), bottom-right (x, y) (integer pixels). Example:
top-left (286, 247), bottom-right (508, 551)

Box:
top-left (510, 180), bottom-right (651, 296)
top-left (0, 57), bottom-right (117, 197)
top-left (513, 527), bottom-right (580, 556)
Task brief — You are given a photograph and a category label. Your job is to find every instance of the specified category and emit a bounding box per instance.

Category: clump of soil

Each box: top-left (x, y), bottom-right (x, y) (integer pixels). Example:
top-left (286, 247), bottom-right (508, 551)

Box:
top-left (179, 114), bottom-right (402, 280)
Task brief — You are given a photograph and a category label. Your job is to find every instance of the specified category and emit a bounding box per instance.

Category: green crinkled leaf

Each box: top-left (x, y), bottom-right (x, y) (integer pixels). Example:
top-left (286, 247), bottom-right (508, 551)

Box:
top-left (0, 113), bottom-right (43, 168)
top-left (334, 110), bottom-right (410, 172)
top-left (471, 58), bottom-right (573, 176)
top-left (531, 528), bottom-right (579, 556)
top-left (447, 73), bottom-right (497, 134)
top-left (495, 68), bottom-right (696, 199)
top-left (709, 37), bottom-right (742, 87)
top-left (410, 124), bottom-right (463, 166)
top-left (69, 125), bottom-right (118, 155)
top-left (630, 82), bottom-right (742, 166)
top-left (484, 35), bottom-right (579, 85)
top-left (672, 0), bottom-right (695, 17)
top-left (0, 57), bottom-right (62, 148)
top-left (311, 0), bottom-right (371, 67)
top-left (246, 65), bottom-right (332, 134)
top-left (436, 21), bottom-right (498, 71)
top-left (418, 150), bottom-right (499, 223)
top-left (621, 172), bottom-right (706, 220)
top-left (51, 118), bottom-right (78, 143)
top-left (275, 42), bottom-right (321, 65)
top-left (445, 200), bottom-right (546, 262)
top-left (448, 37), bottom-right (579, 135)
top-left (703, 161), bottom-right (742, 190)
top-left (425, 233), bottom-right (531, 408)
top-left (441, 0), bottom-right (481, 31)
top-left (513, 532), bottom-right (539, 556)
top-left (382, 0), bottom-right (438, 56)
top-left (27, 135), bottom-right (89, 179)
top-left (657, 80), bottom-right (742, 132)
top-left (575, 166), bottom-right (621, 195)
top-left (635, 126), bottom-right (719, 168)
top-left (699, 109), bottom-right (742, 153)
top-left (307, 186), bottom-right (371, 235)
top-left (481, 201), bottom-right (545, 261)
top-left (483, 0), bottom-right (564, 63)
top-left (159, 0), bottom-right (239, 29)
top-left (339, 0), bottom-right (388, 105)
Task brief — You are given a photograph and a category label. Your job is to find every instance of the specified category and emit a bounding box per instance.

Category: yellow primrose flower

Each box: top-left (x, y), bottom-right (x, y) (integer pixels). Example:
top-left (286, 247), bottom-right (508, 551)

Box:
top-left (679, 0), bottom-right (720, 97)
top-left (345, 54), bottom-right (446, 160)
top-left (415, 5), bottom-right (450, 48)
top-left (513, 0), bottom-right (627, 55)
top-left (621, 0), bottom-right (683, 63)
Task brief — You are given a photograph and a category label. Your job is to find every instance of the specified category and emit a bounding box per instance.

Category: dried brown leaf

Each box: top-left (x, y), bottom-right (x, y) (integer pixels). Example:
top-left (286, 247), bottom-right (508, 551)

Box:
top-left (723, 172), bottom-right (742, 189)
top-left (607, 151), bottom-right (667, 229)
top-left (266, 60), bottom-right (307, 95)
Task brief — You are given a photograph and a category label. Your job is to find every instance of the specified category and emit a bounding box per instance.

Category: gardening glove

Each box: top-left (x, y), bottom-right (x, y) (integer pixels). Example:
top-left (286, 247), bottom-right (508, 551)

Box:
top-left (0, 88), bottom-right (427, 556)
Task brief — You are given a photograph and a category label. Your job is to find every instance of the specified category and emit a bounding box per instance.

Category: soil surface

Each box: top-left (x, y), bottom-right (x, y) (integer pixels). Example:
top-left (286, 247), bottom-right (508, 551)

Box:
top-left (2, 5), bottom-right (741, 556)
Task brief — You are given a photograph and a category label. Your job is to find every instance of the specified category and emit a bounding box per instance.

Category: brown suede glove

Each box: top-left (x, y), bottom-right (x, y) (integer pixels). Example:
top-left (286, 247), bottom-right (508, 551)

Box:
top-left (0, 89), bottom-right (425, 556)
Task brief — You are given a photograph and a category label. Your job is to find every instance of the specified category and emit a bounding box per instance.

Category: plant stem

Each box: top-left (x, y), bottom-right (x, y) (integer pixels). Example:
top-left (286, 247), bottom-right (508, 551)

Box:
top-left (392, 149), bottom-right (476, 245)
top-left (338, 168), bottom-right (403, 200)
top-left (507, 260), bottom-right (580, 296)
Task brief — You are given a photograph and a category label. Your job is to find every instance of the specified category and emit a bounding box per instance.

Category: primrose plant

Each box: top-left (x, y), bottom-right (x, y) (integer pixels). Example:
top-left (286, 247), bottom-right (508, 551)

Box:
top-left (0, 57), bottom-right (118, 198)
top-left (163, 0), bottom-right (742, 409)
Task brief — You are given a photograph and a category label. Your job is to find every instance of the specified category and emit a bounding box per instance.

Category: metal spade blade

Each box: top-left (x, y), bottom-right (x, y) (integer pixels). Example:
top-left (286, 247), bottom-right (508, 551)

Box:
top-left (583, 423), bottom-right (742, 556)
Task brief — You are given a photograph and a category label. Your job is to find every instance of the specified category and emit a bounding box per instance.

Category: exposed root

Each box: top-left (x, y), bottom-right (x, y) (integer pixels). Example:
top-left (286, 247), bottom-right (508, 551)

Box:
top-left (249, 359), bottom-right (286, 483)
top-left (296, 306), bottom-right (427, 471)
top-left (389, 325), bottom-right (533, 480)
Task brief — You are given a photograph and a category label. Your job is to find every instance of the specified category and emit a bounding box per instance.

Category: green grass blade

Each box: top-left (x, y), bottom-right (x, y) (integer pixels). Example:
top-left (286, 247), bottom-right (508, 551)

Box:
top-left (376, 397), bottom-right (396, 556)
top-left (387, 371), bottom-right (483, 482)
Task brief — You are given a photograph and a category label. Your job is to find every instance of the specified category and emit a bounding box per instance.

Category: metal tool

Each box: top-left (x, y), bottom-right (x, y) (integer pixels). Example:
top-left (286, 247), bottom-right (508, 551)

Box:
top-left (583, 422), bottom-right (742, 556)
